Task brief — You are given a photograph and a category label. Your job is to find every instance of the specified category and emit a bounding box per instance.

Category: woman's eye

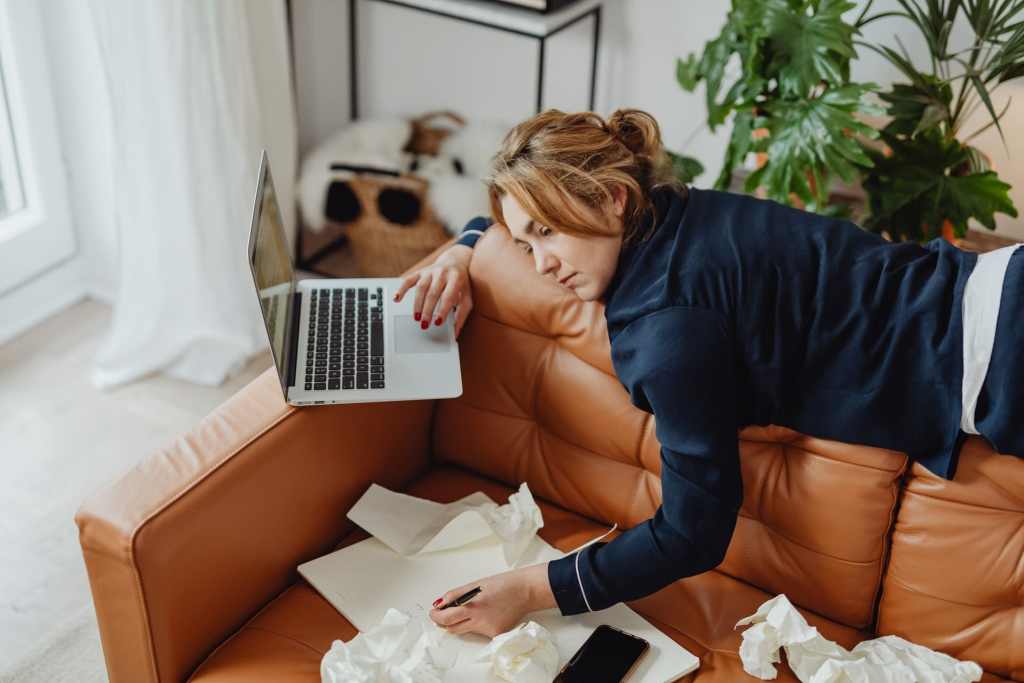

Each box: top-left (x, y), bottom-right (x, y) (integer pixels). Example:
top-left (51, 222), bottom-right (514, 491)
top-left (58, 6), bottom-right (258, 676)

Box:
top-left (521, 243), bottom-right (532, 254)
top-left (540, 227), bottom-right (552, 237)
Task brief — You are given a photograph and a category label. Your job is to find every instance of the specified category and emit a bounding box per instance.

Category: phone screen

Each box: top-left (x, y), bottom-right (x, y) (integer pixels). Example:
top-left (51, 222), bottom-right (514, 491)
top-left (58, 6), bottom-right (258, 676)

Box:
top-left (554, 625), bottom-right (649, 682)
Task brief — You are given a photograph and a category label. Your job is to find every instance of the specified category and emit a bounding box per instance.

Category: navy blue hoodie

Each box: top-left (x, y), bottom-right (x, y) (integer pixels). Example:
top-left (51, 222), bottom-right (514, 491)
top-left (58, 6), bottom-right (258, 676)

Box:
top-left (454, 185), bottom-right (1020, 617)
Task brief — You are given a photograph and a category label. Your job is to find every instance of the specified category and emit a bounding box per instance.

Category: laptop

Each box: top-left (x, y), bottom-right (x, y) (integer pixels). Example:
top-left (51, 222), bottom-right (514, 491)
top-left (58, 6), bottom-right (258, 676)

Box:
top-left (247, 149), bottom-right (463, 406)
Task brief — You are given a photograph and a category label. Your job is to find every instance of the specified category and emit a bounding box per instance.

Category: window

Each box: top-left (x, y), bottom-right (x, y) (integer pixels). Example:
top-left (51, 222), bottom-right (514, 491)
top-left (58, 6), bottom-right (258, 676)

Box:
top-left (0, 0), bottom-right (75, 297)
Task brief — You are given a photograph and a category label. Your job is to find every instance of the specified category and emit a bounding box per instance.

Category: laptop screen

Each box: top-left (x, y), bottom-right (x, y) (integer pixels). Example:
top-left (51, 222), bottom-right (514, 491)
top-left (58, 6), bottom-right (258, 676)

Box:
top-left (248, 151), bottom-right (295, 393)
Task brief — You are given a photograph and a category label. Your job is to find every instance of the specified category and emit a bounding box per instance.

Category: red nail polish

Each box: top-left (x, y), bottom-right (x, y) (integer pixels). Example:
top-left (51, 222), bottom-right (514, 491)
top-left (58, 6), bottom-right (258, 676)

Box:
top-left (421, 320), bottom-right (428, 329)
top-left (435, 317), bottom-right (442, 325)
top-left (433, 598), bottom-right (443, 607)
top-left (414, 312), bottom-right (421, 321)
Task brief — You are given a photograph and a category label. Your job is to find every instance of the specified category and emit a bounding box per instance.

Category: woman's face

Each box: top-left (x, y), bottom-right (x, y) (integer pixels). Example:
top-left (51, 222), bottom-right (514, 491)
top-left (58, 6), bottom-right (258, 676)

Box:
top-left (500, 188), bottom-right (625, 302)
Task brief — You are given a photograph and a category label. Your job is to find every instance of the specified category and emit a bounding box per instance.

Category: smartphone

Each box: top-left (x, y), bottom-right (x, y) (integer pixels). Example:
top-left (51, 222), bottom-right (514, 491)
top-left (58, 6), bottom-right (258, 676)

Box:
top-left (553, 624), bottom-right (650, 682)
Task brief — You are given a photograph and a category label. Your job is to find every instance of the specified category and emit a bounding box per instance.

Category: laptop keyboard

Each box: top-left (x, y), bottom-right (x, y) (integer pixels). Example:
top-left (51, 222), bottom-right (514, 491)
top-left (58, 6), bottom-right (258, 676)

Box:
top-left (304, 286), bottom-right (385, 391)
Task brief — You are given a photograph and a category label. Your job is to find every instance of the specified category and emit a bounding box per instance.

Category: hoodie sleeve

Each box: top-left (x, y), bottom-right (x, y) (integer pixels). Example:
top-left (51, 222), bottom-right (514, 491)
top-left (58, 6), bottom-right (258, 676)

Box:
top-left (546, 306), bottom-right (744, 614)
top-left (454, 215), bottom-right (493, 249)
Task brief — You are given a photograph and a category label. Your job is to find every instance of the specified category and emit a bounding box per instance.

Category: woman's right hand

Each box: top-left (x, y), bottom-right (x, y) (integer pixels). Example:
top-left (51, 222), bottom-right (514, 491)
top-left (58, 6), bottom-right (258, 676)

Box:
top-left (392, 244), bottom-right (474, 339)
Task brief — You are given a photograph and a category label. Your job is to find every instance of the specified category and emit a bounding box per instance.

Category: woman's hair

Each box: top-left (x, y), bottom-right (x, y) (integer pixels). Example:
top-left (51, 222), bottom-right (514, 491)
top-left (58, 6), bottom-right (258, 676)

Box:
top-left (484, 108), bottom-right (685, 247)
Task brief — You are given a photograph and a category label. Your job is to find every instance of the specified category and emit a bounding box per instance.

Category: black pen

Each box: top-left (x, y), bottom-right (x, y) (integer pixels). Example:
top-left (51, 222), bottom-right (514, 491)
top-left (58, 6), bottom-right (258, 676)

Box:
top-left (438, 586), bottom-right (482, 610)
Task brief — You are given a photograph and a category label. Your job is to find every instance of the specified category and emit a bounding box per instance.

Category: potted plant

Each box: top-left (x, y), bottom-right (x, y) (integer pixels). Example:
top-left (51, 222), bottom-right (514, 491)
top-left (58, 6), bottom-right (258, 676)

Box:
top-left (856, 0), bottom-right (1022, 242)
top-left (676, 0), bottom-right (884, 216)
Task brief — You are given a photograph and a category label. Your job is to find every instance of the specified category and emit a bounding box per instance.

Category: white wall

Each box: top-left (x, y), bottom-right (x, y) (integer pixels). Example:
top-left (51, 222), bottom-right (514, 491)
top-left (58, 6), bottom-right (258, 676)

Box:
top-left (293, 0), bottom-right (1024, 240)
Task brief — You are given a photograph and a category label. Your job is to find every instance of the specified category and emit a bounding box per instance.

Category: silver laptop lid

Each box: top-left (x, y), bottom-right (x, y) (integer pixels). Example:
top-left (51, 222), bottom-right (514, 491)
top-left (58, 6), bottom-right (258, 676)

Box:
top-left (247, 150), bottom-right (297, 397)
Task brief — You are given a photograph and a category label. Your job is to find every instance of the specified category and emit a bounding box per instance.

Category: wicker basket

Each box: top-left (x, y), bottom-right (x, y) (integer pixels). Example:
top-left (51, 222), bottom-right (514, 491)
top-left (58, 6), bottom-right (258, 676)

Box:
top-left (336, 173), bottom-right (451, 278)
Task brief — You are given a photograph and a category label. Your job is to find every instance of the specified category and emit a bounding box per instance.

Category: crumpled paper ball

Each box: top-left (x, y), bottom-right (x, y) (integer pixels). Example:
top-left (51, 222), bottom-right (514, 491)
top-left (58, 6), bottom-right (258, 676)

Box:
top-left (321, 607), bottom-right (458, 683)
top-left (474, 620), bottom-right (560, 683)
top-left (734, 594), bottom-right (984, 683)
top-left (478, 482), bottom-right (545, 567)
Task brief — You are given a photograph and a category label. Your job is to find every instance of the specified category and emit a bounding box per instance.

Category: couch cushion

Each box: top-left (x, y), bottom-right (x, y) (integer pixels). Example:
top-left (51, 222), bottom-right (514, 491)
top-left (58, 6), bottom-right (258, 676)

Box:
top-left (877, 436), bottom-right (1024, 681)
top-left (189, 465), bottom-right (875, 681)
top-left (718, 425), bottom-right (908, 629)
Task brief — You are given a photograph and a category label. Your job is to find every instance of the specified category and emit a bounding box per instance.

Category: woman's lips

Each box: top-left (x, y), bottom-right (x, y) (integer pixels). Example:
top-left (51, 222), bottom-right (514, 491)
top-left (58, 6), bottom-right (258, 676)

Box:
top-left (561, 273), bottom-right (576, 287)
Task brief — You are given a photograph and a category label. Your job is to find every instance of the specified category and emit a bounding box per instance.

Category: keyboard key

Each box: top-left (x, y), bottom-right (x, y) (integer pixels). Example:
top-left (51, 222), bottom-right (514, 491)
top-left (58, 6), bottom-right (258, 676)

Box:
top-left (371, 323), bottom-right (383, 355)
top-left (314, 382), bottom-right (326, 390)
top-left (370, 381), bottom-right (385, 389)
top-left (328, 380), bottom-right (340, 390)
top-left (305, 382), bottom-right (312, 390)
top-left (343, 377), bottom-right (355, 389)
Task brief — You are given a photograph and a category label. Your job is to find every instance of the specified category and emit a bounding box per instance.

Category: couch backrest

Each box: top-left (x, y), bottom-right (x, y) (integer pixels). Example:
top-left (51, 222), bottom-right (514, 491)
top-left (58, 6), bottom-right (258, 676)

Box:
top-left (431, 227), bottom-right (908, 630)
top-left (877, 436), bottom-right (1024, 680)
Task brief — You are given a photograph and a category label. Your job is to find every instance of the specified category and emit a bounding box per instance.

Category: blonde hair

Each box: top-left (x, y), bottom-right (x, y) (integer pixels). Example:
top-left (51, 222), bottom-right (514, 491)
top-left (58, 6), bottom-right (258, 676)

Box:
top-left (485, 108), bottom-right (684, 247)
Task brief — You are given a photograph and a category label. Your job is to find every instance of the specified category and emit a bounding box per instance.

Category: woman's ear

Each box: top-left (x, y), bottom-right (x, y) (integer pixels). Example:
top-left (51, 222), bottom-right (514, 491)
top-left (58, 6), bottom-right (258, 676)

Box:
top-left (612, 185), bottom-right (627, 218)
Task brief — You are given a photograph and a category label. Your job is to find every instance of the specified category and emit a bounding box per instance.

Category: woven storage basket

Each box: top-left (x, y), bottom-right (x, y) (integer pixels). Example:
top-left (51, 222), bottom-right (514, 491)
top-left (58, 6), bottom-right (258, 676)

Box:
top-left (338, 173), bottom-right (451, 277)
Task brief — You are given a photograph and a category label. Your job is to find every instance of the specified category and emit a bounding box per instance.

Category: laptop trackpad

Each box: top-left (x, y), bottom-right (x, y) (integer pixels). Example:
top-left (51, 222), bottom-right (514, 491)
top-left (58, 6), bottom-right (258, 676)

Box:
top-left (393, 314), bottom-right (451, 354)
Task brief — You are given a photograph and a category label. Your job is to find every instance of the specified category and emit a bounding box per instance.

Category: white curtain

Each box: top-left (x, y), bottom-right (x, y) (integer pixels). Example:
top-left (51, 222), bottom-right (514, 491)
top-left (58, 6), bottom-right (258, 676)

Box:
top-left (86, 0), bottom-right (298, 388)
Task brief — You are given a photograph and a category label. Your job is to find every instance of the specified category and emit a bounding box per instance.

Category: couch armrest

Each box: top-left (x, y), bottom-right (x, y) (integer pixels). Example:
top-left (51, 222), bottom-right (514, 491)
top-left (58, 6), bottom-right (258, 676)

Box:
top-left (74, 237), bottom-right (460, 682)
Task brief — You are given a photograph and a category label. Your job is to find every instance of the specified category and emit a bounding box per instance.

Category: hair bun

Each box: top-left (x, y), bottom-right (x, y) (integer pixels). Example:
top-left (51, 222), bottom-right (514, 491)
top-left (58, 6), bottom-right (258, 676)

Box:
top-left (607, 108), bottom-right (661, 158)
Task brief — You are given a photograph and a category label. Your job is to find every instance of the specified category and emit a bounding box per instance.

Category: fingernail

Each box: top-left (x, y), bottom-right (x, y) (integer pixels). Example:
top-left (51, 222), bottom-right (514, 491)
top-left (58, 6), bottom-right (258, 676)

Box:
top-left (435, 317), bottom-right (442, 325)
top-left (393, 294), bottom-right (399, 301)
top-left (421, 320), bottom-right (428, 329)
top-left (414, 312), bottom-right (421, 321)
top-left (433, 598), bottom-right (443, 607)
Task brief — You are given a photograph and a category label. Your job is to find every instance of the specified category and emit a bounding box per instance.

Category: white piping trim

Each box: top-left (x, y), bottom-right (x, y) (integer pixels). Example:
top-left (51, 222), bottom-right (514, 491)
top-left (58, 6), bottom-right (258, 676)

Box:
top-left (575, 550), bottom-right (593, 612)
top-left (570, 523), bottom-right (619, 613)
top-left (459, 229), bottom-right (485, 238)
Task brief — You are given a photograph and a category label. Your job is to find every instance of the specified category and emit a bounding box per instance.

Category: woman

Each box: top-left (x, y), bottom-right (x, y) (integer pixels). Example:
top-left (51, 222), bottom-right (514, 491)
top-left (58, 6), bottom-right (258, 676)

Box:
top-left (392, 108), bottom-right (1023, 639)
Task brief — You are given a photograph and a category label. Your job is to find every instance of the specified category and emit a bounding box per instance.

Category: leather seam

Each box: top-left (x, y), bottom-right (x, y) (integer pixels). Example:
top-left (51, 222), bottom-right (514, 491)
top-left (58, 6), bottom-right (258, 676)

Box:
top-left (451, 400), bottom-right (646, 476)
top-left (886, 573), bottom-right (1014, 610)
top-left (737, 512), bottom-right (882, 566)
top-left (902, 487), bottom-right (1024, 515)
top-left (786, 445), bottom-right (908, 475)
top-left (243, 624), bottom-right (326, 656)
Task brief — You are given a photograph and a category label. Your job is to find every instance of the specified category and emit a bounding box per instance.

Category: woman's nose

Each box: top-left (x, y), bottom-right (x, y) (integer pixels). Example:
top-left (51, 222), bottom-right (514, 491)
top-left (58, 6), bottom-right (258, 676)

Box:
top-left (534, 250), bottom-right (558, 276)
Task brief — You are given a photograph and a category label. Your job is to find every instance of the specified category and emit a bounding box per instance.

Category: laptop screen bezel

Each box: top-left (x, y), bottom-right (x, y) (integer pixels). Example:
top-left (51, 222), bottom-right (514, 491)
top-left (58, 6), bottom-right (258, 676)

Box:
top-left (247, 149), bottom-right (296, 399)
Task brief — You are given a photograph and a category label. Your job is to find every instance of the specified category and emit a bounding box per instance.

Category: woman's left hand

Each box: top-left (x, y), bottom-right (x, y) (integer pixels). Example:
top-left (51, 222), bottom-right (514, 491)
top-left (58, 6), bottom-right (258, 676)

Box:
top-left (429, 563), bottom-right (555, 638)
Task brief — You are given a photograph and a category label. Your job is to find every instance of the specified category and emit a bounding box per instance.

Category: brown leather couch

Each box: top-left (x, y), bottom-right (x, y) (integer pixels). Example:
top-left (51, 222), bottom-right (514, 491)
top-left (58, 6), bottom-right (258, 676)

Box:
top-left (76, 226), bottom-right (1023, 682)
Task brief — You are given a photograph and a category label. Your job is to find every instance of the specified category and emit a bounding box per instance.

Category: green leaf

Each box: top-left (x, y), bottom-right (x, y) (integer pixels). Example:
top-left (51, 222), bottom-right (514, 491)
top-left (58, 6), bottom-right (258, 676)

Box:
top-left (968, 69), bottom-right (1007, 145)
top-left (913, 102), bottom-right (951, 136)
top-left (943, 171), bottom-right (1018, 230)
top-left (858, 128), bottom-right (1019, 240)
top-left (757, 84), bottom-right (879, 201)
top-left (764, 0), bottom-right (859, 95)
top-left (715, 109), bottom-right (757, 190)
top-left (676, 55), bottom-right (700, 91)
top-left (667, 150), bottom-right (705, 184)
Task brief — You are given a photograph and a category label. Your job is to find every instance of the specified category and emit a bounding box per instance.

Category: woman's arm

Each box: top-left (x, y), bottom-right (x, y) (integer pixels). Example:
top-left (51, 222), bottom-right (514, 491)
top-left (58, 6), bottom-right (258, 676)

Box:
top-left (393, 215), bottom-right (495, 337)
top-left (546, 306), bottom-right (744, 615)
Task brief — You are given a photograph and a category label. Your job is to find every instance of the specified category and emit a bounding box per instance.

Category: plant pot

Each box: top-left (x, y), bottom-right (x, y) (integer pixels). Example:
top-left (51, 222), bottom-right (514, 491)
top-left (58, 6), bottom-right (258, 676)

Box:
top-left (941, 219), bottom-right (960, 246)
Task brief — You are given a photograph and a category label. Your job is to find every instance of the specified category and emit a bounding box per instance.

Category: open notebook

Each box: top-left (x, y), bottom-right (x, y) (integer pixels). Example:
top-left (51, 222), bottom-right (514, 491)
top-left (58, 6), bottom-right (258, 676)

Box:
top-left (298, 486), bottom-right (701, 682)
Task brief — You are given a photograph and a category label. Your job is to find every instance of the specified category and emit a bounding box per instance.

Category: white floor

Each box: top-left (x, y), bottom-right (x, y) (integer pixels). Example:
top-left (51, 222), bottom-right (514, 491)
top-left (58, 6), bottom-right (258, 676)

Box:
top-left (0, 297), bottom-right (272, 681)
